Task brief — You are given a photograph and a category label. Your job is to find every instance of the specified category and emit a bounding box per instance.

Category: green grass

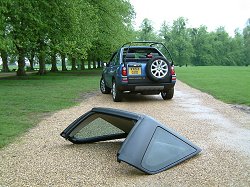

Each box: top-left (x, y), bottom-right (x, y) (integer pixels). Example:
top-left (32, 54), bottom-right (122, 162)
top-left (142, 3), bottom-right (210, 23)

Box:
top-left (0, 69), bottom-right (102, 148)
top-left (176, 66), bottom-right (250, 106)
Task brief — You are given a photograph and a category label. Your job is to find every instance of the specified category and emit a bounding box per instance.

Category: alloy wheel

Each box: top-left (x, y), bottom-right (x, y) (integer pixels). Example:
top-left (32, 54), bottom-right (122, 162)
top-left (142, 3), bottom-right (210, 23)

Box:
top-left (150, 59), bottom-right (168, 79)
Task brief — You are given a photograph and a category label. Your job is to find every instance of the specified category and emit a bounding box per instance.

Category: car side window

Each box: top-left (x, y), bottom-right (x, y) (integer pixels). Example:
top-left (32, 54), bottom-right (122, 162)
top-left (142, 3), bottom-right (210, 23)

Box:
top-left (67, 112), bottom-right (136, 143)
top-left (109, 52), bottom-right (117, 66)
top-left (141, 127), bottom-right (196, 172)
top-left (109, 52), bottom-right (120, 66)
top-left (114, 53), bottom-right (120, 65)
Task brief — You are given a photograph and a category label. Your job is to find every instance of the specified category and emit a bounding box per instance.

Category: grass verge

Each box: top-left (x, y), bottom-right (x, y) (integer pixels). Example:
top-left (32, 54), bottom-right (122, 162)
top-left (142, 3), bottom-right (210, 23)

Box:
top-left (0, 69), bottom-right (102, 148)
top-left (176, 66), bottom-right (250, 106)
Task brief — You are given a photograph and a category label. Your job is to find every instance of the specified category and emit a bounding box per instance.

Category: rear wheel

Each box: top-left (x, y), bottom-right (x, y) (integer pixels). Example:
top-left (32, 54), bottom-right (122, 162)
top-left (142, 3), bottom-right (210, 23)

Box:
top-left (112, 81), bottom-right (122, 102)
top-left (100, 77), bottom-right (111, 94)
top-left (161, 88), bottom-right (174, 100)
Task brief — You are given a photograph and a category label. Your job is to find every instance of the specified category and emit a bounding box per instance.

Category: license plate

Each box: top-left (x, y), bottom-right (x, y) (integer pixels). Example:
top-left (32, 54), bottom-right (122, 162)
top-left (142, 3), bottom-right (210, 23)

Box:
top-left (129, 67), bottom-right (141, 75)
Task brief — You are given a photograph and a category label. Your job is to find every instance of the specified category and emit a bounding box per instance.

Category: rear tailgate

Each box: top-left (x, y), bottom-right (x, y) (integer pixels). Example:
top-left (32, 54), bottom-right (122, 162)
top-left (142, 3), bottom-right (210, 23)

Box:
top-left (127, 62), bottom-right (147, 83)
top-left (126, 62), bottom-right (171, 84)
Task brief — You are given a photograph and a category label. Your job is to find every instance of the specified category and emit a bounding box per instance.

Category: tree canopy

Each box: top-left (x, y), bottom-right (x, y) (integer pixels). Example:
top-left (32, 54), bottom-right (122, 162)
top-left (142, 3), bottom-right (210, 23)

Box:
top-left (150, 17), bottom-right (250, 66)
top-left (137, 17), bottom-right (250, 66)
top-left (0, 0), bottom-right (135, 75)
top-left (0, 1), bottom-right (249, 76)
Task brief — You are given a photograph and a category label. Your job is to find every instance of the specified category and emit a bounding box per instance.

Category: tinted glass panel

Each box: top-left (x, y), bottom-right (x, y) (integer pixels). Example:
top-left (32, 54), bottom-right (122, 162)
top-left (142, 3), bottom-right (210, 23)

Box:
top-left (69, 113), bottom-right (136, 142)
top-left (123, 48), bottom-right (161, 59)
top-left (141, 127), bottom-right (196, 172)
top-left (74, 117), bottom-right (124, 139)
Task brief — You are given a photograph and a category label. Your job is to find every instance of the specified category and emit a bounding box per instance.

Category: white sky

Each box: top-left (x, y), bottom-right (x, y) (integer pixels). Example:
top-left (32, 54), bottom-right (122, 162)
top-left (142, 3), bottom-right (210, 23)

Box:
top-left (129, 0), bottom-right (250, 36)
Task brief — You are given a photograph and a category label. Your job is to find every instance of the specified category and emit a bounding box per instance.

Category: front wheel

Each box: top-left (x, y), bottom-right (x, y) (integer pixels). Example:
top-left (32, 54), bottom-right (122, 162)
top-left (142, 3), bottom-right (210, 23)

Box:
top-left (100, 77), bottom-right (111, 94)
top-left (112, 81), bottom-right (122, 102)
top-left (161, 88), bottom-right (174, 100)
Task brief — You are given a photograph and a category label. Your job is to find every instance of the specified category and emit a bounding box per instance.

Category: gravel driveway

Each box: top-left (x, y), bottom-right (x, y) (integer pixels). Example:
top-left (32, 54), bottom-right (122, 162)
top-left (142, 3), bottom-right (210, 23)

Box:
top-left (0, 81), bottom-right (249, 186)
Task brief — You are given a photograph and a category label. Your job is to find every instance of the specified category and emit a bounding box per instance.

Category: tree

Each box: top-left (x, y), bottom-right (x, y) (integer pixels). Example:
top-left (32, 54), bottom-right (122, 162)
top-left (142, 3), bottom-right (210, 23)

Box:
top-left (63, 0), bottom-right (99, 70)
top-left (0, 0), bottom-right (136, 75)
top-left (159, 21), bottom-right (171, 42)
top-left (0, 0), bottom-right (13, 72)
top-left (1, 0), bottom-right (43, 76)
top-left (0, 50), bottom-right (10, 72)
top-left (34, 0), bottom-right (70, 74)
top-left (243, 20), bottom-right (250, 66)
top-left (26, 49), bottom-right (35, 71)
top-left (88, 0), bottom-right (135, 63)
top-left (210, 27), bottom-right (234, 65)
top-left (170, 17), bottom-right (193, 66)
top-left (228, 29), bottom-right (245, 66)
top-left (189, 26), bottom-right (214, 66)
top-left (138, 18), bottom-right (158, 41)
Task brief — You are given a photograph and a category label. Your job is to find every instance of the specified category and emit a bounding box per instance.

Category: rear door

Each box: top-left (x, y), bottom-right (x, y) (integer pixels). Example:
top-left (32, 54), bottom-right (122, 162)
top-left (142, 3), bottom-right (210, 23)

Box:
top-left (125, 47), bottom-right (171, 84)
top-left (104, 52), bottom-right (119, 88)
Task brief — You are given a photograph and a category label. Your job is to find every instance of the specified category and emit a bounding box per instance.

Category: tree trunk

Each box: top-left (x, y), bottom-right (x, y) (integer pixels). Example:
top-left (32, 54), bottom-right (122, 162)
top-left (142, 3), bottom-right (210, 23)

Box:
top-left (38, 51), bottom-right (46, 75)
top-left (88, 58), bottom-right (91, 69)
top-left (0, 50), bottom-right (10, 72)
top-left (50, 52), bottom-right (58, 72)
top-left (16, 47), bottom-right (26, 76)
top-left (93, 59), bottom-right (96, 69)
top-left (28, 52), bottom-right (35, 71)
top-left (71, 56), bottom-right (77, 70)
top-left (97, 58), bottom-right (101, 68)
top-left (81, 58), bottom-right (85, 70)
top-left (61, 53), bottom-right (67, 71)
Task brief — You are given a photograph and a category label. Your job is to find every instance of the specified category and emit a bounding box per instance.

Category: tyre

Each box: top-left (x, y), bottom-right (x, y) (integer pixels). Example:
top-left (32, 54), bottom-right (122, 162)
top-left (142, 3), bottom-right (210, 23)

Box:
top-left (146, 57), bottom-right (170, 81)
top-left (112, 80), bottom-right (122, 102)
top-left (161, 88), bottom-right (174, 100)
top-left (100, 77), bottom-right (111, 94)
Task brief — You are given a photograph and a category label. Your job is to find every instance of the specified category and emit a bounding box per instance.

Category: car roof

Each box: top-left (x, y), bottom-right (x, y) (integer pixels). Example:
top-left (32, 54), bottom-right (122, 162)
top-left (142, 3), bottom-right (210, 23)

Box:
top-left (61, 107), bottom-right (201, 174)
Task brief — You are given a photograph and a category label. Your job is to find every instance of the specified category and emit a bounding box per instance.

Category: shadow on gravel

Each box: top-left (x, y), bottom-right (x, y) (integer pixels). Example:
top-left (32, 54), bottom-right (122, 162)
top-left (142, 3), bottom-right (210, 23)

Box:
top-left (60, 141), bottom-right (146, 175)
top-left (62, 141), bottom-right (122, 149)
top-left (122, 94), bottom-right (164, 102)
top-left (61, 141), bottom-right (123, 158)
top-left (232, 104), bottom-right (250, 114)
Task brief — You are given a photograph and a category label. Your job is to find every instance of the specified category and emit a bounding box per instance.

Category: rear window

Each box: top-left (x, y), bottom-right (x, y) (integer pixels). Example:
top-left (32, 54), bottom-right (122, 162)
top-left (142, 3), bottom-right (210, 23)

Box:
top-left (123, 47), bottom-right (161, 61)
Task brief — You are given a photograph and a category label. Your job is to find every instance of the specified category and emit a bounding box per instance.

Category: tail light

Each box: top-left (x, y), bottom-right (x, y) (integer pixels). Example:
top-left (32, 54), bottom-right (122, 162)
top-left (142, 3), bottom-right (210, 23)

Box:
top-left (171, 66), bottom-right (175, 75)
top-left (171, 66), bottom-right (176, 81)
top-left (122, 66), bottom-right (127, 76)
top-left (147, 54), bottom-right (153, 58)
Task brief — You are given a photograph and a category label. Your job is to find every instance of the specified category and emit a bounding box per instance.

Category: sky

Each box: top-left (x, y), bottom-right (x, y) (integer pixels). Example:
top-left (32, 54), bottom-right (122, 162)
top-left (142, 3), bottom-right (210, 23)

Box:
top-left (129, 0), bottom-right (250, 36)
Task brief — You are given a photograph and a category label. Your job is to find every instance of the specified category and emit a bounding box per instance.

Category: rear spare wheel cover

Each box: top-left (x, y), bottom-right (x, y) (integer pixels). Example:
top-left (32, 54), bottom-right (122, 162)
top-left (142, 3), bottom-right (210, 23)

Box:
top-left (146, 57), bottom-right (169, 81)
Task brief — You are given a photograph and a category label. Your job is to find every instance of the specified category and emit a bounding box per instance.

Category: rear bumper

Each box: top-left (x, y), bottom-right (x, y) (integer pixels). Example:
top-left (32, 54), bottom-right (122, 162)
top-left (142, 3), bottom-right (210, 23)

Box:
top-left (115, 74), bottom-right (176, 93)
top-left (117, 82), bottom-right (175, 92)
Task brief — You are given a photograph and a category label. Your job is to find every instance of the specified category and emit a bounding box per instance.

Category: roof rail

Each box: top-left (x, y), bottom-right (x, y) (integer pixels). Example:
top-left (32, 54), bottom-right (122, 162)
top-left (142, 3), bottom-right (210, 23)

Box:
top-left (122, 41), bottom-right (164, 47)
top-left (121, 41), bottom-right (174, 65)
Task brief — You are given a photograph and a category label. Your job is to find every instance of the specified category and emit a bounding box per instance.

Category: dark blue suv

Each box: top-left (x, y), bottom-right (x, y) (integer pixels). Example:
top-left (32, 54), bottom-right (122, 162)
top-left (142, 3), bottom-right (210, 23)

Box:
top-left (100, 41), bottom-right (176, 102)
